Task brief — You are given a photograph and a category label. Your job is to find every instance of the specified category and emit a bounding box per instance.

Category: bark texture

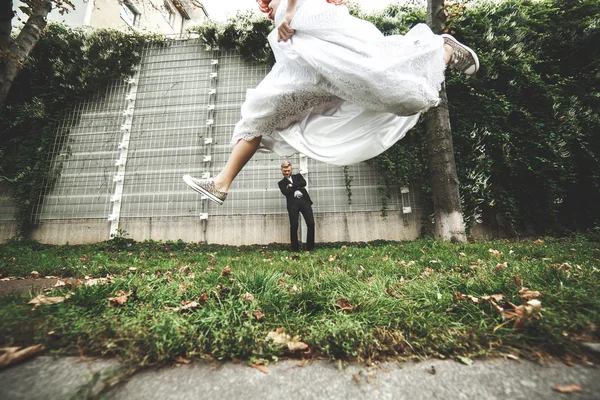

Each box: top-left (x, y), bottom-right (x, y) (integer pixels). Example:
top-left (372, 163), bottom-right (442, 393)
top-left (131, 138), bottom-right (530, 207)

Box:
top-left (0, 0), bottom-right (51, 113)
top-left (424, 0), bottom-right (467, 242)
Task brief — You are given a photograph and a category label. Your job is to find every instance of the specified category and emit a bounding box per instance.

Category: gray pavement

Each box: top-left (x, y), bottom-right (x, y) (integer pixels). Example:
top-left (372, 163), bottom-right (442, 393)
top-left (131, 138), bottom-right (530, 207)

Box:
top-left (1, 356), bottom-right (599, 400)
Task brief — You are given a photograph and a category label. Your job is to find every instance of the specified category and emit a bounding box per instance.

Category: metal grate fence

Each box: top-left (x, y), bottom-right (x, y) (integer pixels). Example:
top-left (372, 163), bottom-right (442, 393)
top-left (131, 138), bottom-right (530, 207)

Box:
top-left (1, 39), bottom-right (419, 230)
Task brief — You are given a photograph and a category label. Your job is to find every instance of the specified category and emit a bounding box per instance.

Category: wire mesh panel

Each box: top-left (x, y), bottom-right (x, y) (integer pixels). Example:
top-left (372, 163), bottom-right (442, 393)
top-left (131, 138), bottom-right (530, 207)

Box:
top-left (29, 39), bottom-right (410, 226)
top-left (0, 183), bottom-right (15, 221)
top-left (119, 41), bottom-right (213, 218)
top-left (32, 82), bottom-right (128, 221)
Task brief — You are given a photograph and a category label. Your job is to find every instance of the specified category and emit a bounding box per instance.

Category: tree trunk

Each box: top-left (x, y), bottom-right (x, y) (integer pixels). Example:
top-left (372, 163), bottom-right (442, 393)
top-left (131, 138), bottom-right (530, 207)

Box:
top-left (424, 0), bottom-right (467, 243)
top-left (0, 0), bottom-right (51, 113)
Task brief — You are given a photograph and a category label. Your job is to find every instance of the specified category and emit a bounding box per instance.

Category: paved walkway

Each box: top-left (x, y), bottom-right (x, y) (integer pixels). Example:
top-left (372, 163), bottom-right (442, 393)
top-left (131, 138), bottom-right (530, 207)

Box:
top-left (1, 356), bottom-right (599, 400)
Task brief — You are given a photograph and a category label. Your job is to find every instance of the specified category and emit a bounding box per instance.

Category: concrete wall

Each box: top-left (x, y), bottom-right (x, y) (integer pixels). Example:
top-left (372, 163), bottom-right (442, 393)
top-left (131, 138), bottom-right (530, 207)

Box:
top-left (19, 211), bottom-right (421, 245)
top-left (0, 221), bottom-right (18, 242)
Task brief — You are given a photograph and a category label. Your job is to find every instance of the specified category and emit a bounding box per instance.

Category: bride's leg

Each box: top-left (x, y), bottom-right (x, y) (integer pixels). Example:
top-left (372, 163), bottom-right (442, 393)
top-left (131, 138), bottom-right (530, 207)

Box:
top-left (183, 136), bottom-right (261, 205)
top-left (213, 136), bottom-right (262, 193)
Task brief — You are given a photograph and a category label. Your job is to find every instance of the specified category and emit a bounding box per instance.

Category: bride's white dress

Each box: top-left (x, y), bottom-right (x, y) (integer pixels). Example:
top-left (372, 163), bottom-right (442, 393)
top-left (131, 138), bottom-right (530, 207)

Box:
top-left (230, 0), bottom-right (446, 166)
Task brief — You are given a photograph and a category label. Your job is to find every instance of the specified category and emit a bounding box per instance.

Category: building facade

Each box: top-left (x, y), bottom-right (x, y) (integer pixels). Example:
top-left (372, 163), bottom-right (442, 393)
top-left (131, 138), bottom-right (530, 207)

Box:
top-left (16, 0), bottom-right (209, 36)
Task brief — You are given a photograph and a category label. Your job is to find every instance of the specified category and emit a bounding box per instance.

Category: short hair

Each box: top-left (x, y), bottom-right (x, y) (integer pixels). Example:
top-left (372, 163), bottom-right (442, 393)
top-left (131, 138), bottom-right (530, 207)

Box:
top-left (281, 161), bottom-right (292, 168)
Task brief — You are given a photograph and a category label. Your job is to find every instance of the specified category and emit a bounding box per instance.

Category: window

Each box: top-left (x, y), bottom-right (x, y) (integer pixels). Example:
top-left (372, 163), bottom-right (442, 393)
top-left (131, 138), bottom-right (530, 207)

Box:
top-left (120, 1), bottom-right (140, 27)
top-left (161, 1), bottom-right (176, 27)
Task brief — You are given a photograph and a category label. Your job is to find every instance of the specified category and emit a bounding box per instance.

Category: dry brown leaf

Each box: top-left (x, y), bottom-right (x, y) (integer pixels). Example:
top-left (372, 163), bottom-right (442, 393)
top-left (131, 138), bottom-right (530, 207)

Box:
top-left (107, 290), bottom-right (132, 306)
top-left (28, 295), bottom-right (66, 308)
top-left (205, 266), bottom-right (215, 273)
top-left (175, 356), bottom-right (191, 364)
top-left (287, 341), bottom-right (309, 352)
top-left (199, 291), bottom-right (208, 303)
top-left (241, 292), bottom-right (255, 302)
top-left (54, 279), bottom-right (67, 287)
top-left (30, 271), bottom-right (39, 278)
top-left (267, 328), bottom-right (292, 344)
top-left (459, 252), bottom-right (467, 258)
top-left (382, 255), bottom-right (389, 261)
top-left (180, 301), bottom-right (200, 312)
top-left (552, 384), bottom-right (582, 393)
top-left (518, 287), bottom-right (541, 300)
top-left (0, 345), bottom-right (45, 369)
top-left (252, 310), bottom-right (264, 320)
top-left (252, 363), bottom-right (269, 374)
top-left (221, 266), bottom-right (232, 276)
top-left (512, 274), bottom-right (523, 286)
top-left (334, 298), bottom-right (354, 312)
top-left (328, 255), bottom-right (337, 262)
top-left (534, 239), bottom-right (545, 244)
top-left (494, 262), bottom-right (508, 273)
top-left (488, 249), bottom-right (503, 258)
top-left (179, 266), bottom-right (190, 274)
top-left (421, 267), bottom-right (434, 278)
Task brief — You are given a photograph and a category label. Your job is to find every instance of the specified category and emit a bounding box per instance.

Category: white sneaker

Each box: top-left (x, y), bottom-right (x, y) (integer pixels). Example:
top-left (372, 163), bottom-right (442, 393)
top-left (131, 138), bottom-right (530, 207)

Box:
top-left (183, 175), bottom-right (227, 205)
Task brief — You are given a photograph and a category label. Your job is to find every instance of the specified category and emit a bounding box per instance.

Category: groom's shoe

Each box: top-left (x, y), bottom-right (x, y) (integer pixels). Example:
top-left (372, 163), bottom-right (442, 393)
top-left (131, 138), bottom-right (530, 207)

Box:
top-left (183, 175), bottom-right (227, 205)
top-left (442, 34), bottom-right (480, 76)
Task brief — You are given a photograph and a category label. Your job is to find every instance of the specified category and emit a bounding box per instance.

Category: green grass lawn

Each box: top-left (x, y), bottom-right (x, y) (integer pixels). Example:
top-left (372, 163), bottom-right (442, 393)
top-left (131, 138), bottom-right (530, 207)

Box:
top-left (1, 237), bottom-right (599, 367)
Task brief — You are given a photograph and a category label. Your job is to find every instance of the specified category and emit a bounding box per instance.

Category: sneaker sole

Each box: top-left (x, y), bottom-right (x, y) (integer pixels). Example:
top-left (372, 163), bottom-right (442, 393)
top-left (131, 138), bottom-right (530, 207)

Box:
top-left (441, 34), bottom-right (480, 76)
top-left (182, 175), bottom-right (225, 205)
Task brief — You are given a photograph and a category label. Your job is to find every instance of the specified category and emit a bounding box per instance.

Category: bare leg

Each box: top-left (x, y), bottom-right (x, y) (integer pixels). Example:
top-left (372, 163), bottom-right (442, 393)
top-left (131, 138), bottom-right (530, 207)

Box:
top-left (213, 136), bottom-right (262, 193)
top-left (443, 44), bottom-right (453, 65)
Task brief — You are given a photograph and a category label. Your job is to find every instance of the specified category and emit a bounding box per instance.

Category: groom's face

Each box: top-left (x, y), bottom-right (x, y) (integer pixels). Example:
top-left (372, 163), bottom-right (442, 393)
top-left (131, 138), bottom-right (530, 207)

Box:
top-left (281, 165), bottom-right (292, 177)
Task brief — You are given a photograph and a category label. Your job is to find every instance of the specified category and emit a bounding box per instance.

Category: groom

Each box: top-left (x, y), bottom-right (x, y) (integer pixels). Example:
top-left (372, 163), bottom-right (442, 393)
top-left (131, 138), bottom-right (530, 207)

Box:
top-left (278, 161), bottom-right (315, 252)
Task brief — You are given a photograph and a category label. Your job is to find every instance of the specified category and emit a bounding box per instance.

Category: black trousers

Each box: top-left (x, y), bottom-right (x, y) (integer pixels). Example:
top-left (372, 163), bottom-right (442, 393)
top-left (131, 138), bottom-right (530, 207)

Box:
top-left (288, 198), bottom-right (315, 251)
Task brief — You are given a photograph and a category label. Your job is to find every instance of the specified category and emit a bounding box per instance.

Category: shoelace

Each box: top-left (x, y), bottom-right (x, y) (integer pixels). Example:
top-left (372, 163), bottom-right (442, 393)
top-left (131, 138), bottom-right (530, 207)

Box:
top-left (449, 44), bottom-right (473, 71)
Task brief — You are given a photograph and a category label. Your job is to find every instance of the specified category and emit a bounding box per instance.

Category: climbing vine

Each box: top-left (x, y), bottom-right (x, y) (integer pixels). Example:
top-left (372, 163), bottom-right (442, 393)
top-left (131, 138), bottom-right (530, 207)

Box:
top-left (0, 24), bottom-right (165, 236)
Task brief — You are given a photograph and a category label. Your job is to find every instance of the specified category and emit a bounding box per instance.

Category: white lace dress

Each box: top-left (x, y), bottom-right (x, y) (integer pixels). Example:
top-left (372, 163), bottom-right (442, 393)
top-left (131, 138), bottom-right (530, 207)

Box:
top-left (230, 0), bottom-right (446, 166)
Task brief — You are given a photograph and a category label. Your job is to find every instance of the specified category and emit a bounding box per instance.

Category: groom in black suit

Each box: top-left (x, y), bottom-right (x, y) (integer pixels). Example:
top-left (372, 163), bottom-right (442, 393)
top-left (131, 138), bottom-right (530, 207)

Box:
top-left (278, 161), bottom-right (315, 252)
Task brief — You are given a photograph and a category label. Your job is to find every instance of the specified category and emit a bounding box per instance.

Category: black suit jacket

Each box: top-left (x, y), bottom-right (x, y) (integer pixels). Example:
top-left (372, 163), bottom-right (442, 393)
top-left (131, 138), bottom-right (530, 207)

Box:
top-left (278, 173), bottom-right (313, 207)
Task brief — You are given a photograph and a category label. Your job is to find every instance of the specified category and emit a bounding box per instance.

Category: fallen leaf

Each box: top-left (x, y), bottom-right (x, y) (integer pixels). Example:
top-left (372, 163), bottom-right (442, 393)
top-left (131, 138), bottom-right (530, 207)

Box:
top-left (129, 267), bottom-right (137, 273)
top-left (505, 354), bottom-right (520, 361)
top-left (267, 328), bottom-right (292, 344)
top-left (241, 292), bottom-right (255, 302)
top-left (179, 266), bottom-right (190, 274)
top-left (107, 290), bottom-right (132, 306)
top-left (221, 266), bottom-right (232, 276)
top-left (494, 262), bottom-right (508, 273)
top-left (457, 356), bottom-right (473, 366)
top-left (488, 249), bottom-right (503, 258)
top-left (175, 356), bottom-right (191, 364)
top-left (205, 266), bottom-right (215, 273)
top-left (328, 255), bottom-right (337, 262)
top-left (252, 363), bottom-right (269, 374)
top-left (382, 255), bottom-right (389, 261)
top-left (552, 384), bottom-right (582, 393)
top-left (518, 287), bottom-right (541, 300)
top-left (427, 365), bottom-right (436, 375)
top-left (180, 301), bottom-right (200, 312)
top-left (54, 280), bottom-right (67, 287)
top-left (287, 341), bottom-right (309, 352)
top-left (252, 310), bottom-right (264, 320)
top-left (421, 267), bottom-right (434, 278)
top-left (334, 298), bottom-right (354, 312)
top-left (28, 295), bottom-right (66, 308)
top-left (534, 239), bottom-right (545, 244)
top-left (0, 345), bottom-right (45, 369)
top-left (30, 271), bottom-right (39, 278)
top-left (459, 252), bottom-right (466, 258)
